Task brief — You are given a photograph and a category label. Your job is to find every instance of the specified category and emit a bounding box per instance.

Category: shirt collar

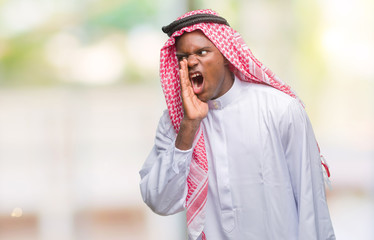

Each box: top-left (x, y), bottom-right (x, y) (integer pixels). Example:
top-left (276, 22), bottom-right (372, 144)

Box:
top-left (208, 75), bottom-right (242, 110)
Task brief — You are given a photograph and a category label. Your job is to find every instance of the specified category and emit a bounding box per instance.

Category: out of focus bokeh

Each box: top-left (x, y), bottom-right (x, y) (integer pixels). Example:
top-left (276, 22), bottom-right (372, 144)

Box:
top-left (0, 0), bottom-right (373, 239)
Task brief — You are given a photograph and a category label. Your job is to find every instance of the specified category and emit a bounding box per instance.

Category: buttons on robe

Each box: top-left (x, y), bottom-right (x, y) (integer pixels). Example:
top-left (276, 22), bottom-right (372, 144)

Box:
top-left (208, 100), bottom-right (222, 110)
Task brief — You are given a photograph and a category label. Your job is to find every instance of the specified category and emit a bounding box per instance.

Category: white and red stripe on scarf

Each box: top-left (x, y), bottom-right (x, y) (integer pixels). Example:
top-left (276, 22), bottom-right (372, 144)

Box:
top-left (159, 9), bottom-right (329, 240)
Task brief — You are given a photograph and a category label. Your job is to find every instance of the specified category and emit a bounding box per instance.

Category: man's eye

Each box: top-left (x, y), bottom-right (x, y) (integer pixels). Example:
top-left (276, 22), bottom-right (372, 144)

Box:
top-left (199, 50), bottom-right (207, 56)
top-left (177, 56), bottom-right (185, 61)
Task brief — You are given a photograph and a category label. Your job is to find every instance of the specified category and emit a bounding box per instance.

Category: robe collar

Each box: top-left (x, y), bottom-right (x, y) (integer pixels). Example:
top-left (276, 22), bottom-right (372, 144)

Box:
top-left (208, 75), bottom-right (242, 110)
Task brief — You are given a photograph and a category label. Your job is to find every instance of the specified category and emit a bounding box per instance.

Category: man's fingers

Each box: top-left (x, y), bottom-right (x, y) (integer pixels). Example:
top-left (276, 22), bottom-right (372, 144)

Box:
top-left (179, 59), bottom-right (191, 89)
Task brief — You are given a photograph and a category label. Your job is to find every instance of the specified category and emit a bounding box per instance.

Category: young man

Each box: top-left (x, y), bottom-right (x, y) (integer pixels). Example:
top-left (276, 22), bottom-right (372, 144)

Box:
top-left (139, 9), bottom-right (335, 240)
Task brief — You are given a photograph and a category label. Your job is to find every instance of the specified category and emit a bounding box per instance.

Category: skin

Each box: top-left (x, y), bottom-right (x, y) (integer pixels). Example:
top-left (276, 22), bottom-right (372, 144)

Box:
top-left (174, 30), bottom-right (234, 150)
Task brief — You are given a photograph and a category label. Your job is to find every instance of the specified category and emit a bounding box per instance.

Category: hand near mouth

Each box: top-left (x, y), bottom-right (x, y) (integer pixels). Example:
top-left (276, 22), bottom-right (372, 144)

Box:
top-left (179, 59), bottom-right (208, 122)
top-left (175, 59), bottom-right (208, 150)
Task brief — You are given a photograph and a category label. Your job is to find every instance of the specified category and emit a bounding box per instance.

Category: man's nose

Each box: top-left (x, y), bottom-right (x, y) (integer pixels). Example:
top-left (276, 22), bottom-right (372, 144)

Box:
top-left (187, 54), bottom-right (198, 68)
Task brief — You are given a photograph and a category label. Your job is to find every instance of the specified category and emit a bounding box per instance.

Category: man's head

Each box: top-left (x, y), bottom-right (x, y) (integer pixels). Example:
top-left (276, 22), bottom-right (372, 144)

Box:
top-left (160, 9), bottom-right (297, 131)
top-left (175, 30), bottom-right (234, 102)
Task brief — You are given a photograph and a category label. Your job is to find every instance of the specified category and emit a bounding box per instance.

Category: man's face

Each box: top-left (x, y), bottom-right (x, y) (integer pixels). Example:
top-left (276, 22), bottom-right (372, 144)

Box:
top-left (175, 30), bottom-right (234, 102)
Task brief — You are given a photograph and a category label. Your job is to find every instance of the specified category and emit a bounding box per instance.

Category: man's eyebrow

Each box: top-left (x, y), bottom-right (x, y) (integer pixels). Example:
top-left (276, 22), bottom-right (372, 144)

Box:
top-left (194, 46), bottom-right (212, 53)
top-left (176, 46), bottom-right (212, 56)
top-left (176, 52), bottom-right (187, 57)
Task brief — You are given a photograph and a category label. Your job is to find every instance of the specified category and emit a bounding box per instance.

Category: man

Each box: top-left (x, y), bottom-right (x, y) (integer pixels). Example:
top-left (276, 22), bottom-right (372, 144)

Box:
top-left (139, 9), bottom-right (335, 240)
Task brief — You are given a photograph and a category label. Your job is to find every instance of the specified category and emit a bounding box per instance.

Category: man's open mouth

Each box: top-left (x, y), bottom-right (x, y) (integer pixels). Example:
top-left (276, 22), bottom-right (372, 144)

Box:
top-left (190, 72), bottom-right (204, 94)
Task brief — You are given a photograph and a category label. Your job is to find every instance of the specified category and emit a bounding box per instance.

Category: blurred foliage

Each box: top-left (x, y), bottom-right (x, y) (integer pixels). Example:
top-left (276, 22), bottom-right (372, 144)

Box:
top-left (293, 1), bottom-right (327, 95)
top-left (85, 0), bottom-right (156, 31)
top-left (0, 0), bottom-right (158, 87)
top-left (0, 33), bottom-right (51, 86)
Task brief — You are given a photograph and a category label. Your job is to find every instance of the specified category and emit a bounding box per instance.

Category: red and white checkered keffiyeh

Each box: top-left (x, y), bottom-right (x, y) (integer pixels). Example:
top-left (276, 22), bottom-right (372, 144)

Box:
top-left (159, 9), bottom-right (329, 240)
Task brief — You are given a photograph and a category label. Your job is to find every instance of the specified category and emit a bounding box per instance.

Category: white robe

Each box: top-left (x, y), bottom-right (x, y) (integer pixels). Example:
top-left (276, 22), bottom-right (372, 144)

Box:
top-left (139, 77), bottom-right (335, 240)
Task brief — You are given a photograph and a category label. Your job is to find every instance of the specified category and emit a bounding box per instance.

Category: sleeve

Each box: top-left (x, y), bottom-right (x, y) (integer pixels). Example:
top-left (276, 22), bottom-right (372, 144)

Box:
top-left (280, 100), bottom-right (336, 240)
top-left (139, 110), bottom-right (193, 216)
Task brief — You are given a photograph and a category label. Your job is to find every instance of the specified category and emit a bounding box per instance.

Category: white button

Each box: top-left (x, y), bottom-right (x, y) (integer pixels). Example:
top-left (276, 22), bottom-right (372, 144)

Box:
top-left (213, 101), bottom-right (220, 109)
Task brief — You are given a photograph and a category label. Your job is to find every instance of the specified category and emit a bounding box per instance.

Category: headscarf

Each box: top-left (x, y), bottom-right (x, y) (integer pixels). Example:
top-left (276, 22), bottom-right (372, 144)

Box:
top-left (159, 9), bottom-right (329, 240)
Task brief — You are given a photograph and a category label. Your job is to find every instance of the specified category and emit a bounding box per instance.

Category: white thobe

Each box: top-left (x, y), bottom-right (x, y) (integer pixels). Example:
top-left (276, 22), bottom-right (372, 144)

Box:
top-left (139, 77), bottom-right (335, 240)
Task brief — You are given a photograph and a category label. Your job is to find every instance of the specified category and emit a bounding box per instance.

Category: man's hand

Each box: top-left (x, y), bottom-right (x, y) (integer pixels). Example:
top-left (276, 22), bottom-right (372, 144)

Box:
top-left (175, 59), bottom-right (208, 150)
top-left (179, 59), bottom-right (209, 121)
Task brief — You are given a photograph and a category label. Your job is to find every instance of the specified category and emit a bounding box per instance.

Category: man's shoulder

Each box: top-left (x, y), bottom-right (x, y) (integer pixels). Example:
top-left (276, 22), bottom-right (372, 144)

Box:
top-left (240, 81), bottom-right (296, 106)
top-left (238, 82), bottom-right (305, 124)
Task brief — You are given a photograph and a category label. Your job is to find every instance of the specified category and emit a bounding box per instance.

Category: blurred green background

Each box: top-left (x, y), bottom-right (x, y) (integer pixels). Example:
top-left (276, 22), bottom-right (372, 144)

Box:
top-left (0, 0), bottom-right (373, 239)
